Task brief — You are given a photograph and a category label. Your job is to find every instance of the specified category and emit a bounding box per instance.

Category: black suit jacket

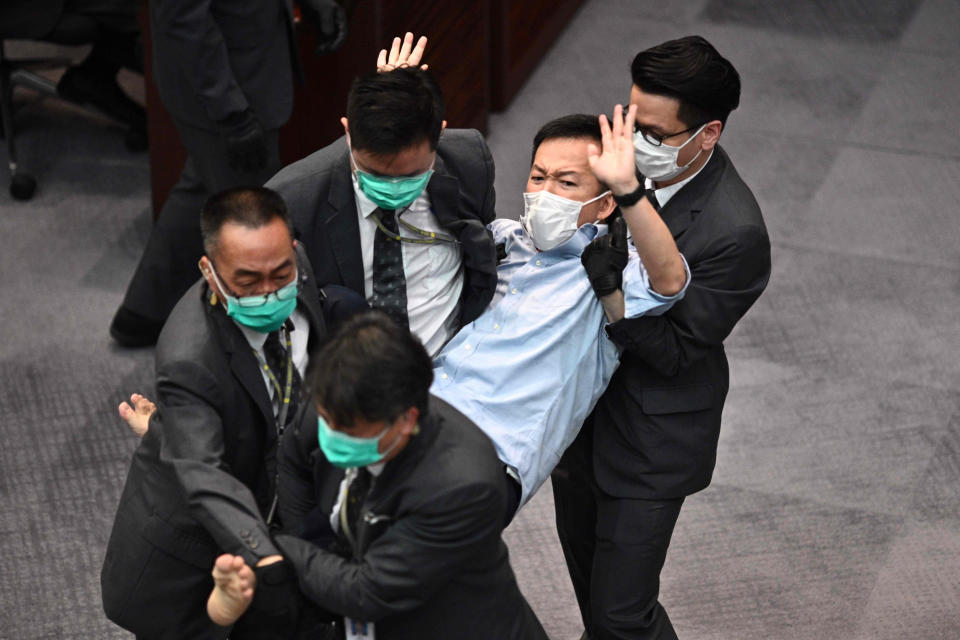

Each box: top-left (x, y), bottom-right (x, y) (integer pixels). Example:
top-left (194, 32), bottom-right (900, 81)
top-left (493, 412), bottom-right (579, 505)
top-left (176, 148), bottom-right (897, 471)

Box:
top-left (148, 0), bottom-right (299, 130)
top-left (592, 146), bottom-right (771, 499)
top-left (101, 246), bottom-right (333, 639)
top-left (266, 130), bottom-right (499, 329)
top-left (274, 396), bottom-right (548, 640)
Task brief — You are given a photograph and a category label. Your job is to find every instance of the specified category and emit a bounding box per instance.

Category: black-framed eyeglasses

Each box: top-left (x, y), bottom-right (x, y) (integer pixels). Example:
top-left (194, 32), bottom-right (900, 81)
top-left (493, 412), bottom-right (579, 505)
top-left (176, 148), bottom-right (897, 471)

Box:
top-left (633, 122), bottom-right (706, 147)
top-left (206, 261), bottom-right (302, 307)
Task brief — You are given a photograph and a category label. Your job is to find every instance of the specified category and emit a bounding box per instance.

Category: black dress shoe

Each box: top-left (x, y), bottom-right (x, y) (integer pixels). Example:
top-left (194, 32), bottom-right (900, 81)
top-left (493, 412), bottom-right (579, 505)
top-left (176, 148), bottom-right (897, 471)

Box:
top-left (110, 306), bottom-right (163, 348)
top-left (58, 66), bottom-right (147, 135)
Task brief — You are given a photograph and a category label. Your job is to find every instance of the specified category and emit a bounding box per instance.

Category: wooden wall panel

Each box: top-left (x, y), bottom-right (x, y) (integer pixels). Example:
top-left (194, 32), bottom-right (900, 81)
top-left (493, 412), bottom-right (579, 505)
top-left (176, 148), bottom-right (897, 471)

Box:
top-left (489, 0), bottom-right (586, 111)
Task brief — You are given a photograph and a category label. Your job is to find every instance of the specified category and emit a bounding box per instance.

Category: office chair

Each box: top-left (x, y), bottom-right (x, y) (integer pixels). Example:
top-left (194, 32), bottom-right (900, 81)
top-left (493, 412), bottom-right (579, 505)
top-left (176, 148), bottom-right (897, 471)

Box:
top-left (0, 14), bottom-right (143, 201)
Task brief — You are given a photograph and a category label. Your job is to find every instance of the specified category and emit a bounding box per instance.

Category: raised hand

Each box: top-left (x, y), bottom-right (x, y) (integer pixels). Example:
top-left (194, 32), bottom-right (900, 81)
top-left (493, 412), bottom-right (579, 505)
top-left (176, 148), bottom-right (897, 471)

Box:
top-left (377, 32), bottom-right (428, 72)
top-left (118, 393), bottom-right (156, 438)
top-left (588, 104), bottom-right (641, 196)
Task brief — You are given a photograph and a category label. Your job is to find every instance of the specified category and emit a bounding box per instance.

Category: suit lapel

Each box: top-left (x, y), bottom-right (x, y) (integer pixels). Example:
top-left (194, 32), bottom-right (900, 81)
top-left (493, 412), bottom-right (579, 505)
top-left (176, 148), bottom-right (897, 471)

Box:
top-left (208, 296), bottom-right (275, 429)
top-left (324, 150), bottom-right (366, 294)
top-left (657, 146), bottom-right (728, 240)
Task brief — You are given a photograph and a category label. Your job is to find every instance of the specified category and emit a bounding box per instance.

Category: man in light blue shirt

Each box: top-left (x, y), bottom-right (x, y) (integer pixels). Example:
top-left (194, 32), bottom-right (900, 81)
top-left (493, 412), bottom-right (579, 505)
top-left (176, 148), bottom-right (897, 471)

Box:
top-left (432, 109), bottom-right (689, 513)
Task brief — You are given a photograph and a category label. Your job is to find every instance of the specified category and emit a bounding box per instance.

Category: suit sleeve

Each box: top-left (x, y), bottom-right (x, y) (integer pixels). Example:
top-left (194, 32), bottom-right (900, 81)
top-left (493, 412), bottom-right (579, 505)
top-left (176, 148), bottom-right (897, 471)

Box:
top-left (607, 224), bottom-right (771, 376)
top-left (155, 359), bottom-right (280, 564)
top-left (152, 0), bottom-right (248, 122)
top-left (275, 481), bottom-right (505, 621)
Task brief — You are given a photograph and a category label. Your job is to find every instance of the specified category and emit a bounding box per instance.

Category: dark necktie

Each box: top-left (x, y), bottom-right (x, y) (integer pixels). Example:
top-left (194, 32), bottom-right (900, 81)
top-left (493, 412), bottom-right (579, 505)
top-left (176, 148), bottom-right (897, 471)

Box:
top-left (263, 328), bottom-right (301, 427)
top-left (340, 468), bottom-right (372, 548)
top-left (645, 188), bottom-right (661, 212)
top-left (370, 208), bottom-right (409, 328)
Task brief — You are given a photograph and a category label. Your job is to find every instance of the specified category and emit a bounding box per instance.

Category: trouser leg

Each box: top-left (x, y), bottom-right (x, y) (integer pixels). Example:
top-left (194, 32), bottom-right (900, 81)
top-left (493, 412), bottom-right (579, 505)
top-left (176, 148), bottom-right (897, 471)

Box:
top-left (119, 123), bottom-right (280, 326)
top-left (590, 494), bottom-right (684, 640)
top-left (551, 416), bottom-right (598, 631)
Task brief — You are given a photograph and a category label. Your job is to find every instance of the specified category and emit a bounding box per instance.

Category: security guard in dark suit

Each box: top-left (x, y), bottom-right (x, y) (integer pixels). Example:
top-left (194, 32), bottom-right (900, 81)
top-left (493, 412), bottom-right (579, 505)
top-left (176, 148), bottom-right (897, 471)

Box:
top-left (101, 187), bottom-right (363, 639)
top-left (552, 36), bottom-right (772, 640)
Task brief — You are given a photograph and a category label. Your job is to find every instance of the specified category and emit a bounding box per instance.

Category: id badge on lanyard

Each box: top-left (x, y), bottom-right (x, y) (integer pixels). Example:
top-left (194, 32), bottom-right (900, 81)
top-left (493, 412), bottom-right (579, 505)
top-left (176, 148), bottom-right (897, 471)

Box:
top-left (345, 617), bottom-right (375, 639)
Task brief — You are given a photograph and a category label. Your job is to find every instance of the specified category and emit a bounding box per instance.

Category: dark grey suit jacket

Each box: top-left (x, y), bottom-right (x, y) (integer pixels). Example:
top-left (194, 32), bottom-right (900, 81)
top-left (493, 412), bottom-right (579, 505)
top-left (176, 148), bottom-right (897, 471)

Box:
top-left (275, 396), bottom-right (549, 640)
top-left (594, 145), bottom-right (771, 499)
top-left (148, 0), bottom-right (299, 130)
top-left (266, 130), bottom-right (499, 328)
top-left (101, 246), bottom-right (329, 639)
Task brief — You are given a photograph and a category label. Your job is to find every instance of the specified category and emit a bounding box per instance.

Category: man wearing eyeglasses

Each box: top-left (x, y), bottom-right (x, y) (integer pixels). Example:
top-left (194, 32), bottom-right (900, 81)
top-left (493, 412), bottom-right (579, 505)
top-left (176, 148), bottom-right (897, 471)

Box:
top-left (266, 35), bottom-right (497, 357)
top-left (101, 187), bottom-right (363, 639)
top-left (551, 36), bottom-right (772, 640)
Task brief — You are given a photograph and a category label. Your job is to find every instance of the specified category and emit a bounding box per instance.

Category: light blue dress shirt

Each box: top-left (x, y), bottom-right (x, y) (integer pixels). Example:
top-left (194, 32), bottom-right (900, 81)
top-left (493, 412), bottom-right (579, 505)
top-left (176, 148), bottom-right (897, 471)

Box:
top-left (431, 219), bottom-right (689, 506)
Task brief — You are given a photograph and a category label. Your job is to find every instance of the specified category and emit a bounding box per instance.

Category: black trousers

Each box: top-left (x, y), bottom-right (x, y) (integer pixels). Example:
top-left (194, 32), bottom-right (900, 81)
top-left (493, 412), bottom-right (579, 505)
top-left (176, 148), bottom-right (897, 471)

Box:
top-left (120, 120), bottom-right (281, 324)
top-left (552, 418), bottom-right (684, 640)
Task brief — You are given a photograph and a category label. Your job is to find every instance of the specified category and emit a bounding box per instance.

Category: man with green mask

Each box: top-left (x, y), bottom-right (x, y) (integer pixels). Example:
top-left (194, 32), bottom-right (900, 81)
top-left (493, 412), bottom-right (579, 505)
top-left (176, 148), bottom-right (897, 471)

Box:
top-left (101, 187), bottom-right (365, 639)
top-left (266, 54), bottom-right (498, 357)
top-left (204, 311), bottom-right (549, 639)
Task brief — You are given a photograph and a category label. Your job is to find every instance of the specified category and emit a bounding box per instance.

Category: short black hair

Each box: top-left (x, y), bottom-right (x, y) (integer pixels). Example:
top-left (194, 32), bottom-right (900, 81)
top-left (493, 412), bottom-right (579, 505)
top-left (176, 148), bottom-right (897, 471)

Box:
top-left (630, 35), bottom-right (741, 127)
top-left (200, 187), bottom-right (293, 257)
top-left (346, 68), bottom-right (445, 155)
top-left (530, 114), bottom-right (610, 195)
top-left (307, 311), bottom-right (434, 428)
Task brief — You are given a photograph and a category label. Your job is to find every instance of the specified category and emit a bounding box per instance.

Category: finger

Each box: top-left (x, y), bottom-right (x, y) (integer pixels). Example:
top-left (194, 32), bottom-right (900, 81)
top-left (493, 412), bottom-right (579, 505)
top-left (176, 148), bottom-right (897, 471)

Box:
top-left (612, 216), bottom-right (627, 248)
top-left (377, 49), bottom-right (387, 69)
top-left (398, 32), bottom-right (414, 62)
top-left (597, 114), bottom-right (613, 154)
top-left (624, 103), bottom-right (638, 141)
top-left (388, 36), bottom-right (402, 65)
top-left (420, 63), bottom-right (429, 71)
top-left (409, 35), bottom-right (427, 66)
top-left (118, 402), bottom-right (132, 419)
top-left (611, 104), bottom-right (623, 143)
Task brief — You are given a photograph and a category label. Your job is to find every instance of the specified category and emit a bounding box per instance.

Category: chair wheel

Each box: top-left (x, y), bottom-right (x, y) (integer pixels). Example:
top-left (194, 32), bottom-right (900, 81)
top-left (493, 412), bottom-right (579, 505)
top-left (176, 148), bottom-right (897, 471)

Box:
top-left (10, 173), bottom-right (37, 200)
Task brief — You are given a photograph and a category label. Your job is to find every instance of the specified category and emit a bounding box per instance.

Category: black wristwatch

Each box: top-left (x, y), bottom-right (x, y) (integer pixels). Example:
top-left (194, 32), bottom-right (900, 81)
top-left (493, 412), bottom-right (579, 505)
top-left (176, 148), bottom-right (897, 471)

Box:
top-left (612, 182), bottom-right (646, 208)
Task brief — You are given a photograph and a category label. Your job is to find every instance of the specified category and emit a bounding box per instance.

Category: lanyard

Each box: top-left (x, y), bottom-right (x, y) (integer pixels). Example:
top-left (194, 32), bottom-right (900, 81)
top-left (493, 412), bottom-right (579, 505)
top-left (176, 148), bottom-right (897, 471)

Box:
top-left (370, 209), bottom-right (459, 245)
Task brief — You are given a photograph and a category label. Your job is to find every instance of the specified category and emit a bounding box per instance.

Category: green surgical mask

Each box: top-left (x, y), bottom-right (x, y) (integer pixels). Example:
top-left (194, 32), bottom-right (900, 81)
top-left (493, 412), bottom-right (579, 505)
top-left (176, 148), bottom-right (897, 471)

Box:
top-left (351, 147), bottom-right (434, 210)
top-left (208, 264), bottom-right (298, 333)
top-left (317, 414), bottom-right (398, 468)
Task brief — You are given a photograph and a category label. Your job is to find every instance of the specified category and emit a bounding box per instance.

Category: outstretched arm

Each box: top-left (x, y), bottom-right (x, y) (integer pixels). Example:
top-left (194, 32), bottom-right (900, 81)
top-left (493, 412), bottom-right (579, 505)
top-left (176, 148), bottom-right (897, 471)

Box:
top-left (588, 104), bottom-right (687, 297)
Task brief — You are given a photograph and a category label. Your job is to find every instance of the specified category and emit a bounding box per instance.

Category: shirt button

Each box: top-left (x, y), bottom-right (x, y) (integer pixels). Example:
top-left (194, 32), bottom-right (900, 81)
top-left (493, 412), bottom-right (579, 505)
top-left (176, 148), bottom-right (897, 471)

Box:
top-left (511, 288), bottom-right (518, 294)
top-left (441, 373), bottom-right (448, 380)
top-left (493, 324), bottom-right (500, 330)
top-left (535, 260), bottom-right (542, 266)
top-left (464, 345), bottom-right (471, 351)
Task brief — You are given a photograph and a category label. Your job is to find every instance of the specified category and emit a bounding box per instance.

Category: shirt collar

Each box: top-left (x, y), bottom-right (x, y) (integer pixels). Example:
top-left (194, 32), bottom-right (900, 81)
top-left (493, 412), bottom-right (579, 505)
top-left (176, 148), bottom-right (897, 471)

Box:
top-left (351, 172), bottom-right (381, 219)
top-left (235, 314), bottom-right (295, 351)
top-left (645, 149), bottom-right (714, 208)
top-left (539, 222), bottom-right (602, 259)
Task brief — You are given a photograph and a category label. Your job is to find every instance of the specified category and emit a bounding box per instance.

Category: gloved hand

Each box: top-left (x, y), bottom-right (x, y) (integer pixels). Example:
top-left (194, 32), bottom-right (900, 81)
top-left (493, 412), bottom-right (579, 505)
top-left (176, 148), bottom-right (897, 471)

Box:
top-left (581, 216), bottom-right (629, 297)
top-left (219, 109), bottom-right (267, 173)
top-left (298, 0), bottom-right (348, 55)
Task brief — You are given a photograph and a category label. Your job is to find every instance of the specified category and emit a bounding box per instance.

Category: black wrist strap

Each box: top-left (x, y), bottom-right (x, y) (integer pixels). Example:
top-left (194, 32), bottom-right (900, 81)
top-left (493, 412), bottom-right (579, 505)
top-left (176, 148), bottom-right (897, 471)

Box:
top-left (613, 183), bottom-right (646, 208)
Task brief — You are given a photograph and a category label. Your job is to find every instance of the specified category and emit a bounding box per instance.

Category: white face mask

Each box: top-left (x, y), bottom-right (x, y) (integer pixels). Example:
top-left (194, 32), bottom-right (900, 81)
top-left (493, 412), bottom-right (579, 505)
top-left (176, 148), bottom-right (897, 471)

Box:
top-left (520, 189), bottom-right (610, 251)
top-left (633, 123), bottom-right (707, 182)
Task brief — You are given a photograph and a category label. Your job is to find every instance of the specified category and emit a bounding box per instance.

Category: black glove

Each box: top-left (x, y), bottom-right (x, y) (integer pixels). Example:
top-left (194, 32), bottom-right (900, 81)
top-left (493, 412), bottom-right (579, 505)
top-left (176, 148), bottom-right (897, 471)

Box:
top-left (581, 216), bottom-right (629, 297)
top-left (219, 109), bottom-right (267, 173)
top-left (298, 0), bottom-right (348, 55)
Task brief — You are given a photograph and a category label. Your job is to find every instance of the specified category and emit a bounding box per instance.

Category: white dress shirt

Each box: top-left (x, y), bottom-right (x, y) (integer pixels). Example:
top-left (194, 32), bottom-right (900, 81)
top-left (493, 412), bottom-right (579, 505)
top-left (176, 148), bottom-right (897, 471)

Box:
top-left (351, 175), bottom-right (464, 357)
top-left (237, 307), bottom-right (310, 414)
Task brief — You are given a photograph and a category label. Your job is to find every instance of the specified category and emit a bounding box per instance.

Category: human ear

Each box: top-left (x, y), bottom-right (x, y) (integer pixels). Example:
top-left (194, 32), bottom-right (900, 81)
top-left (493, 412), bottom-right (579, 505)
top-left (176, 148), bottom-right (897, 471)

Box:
top-left (595, 193), bottom-right (617, 222)
top-left (701, 120), bottom-right (723, 151)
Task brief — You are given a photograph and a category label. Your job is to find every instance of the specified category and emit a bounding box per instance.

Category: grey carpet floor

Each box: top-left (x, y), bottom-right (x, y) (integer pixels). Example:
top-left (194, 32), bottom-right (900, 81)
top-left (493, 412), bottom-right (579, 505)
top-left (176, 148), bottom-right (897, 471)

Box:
top-left (2, 0), bottom-right (959, 638)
